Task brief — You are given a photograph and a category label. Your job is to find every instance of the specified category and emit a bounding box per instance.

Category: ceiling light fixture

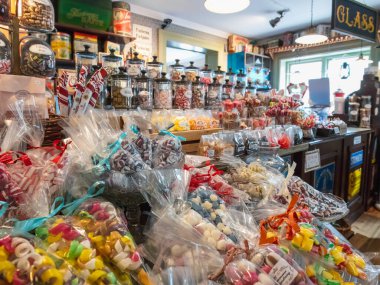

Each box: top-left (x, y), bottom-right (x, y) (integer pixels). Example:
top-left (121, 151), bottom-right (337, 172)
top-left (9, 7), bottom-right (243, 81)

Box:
top-left (269, 10), bottom-right (289, 28)
top-left (204, 0), bottom-right (250, 14)
top-left (357, 40), bottom-right (373, 64)
top-left (295, 0), bottom-right (328, 45)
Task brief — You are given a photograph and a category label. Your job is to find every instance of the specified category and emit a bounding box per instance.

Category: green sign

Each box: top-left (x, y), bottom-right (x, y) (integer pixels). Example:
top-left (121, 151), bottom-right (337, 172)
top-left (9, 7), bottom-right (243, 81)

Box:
top-left (56, 0), bottom-right (112, 31)
top-left (331, 0), bottom-right (378, 42)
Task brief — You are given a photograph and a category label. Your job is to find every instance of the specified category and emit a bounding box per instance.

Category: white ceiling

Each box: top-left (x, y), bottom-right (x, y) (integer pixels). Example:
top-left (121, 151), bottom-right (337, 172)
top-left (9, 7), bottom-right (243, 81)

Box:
top-left (129, 0), bottom-right (380, 39)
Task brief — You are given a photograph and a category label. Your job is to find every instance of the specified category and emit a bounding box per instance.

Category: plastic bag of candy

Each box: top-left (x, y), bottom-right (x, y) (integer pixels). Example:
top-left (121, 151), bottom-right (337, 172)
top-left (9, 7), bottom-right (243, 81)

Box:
top-left (152, 130), bottom-right (185, 169)
top-left (286, 176), bottom-right (349, 222)
top-left (67, 197), bottom-right (155, 285)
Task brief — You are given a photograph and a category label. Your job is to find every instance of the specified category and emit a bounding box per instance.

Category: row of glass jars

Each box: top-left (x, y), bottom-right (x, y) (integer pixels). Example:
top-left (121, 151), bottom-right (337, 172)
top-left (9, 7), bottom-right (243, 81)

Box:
top-left (108, 67), bottom-right (257, 110)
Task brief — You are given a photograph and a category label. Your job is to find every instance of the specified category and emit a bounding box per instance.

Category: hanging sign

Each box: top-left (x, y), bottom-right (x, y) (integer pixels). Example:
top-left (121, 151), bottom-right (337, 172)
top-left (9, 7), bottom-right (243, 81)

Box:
top-left (331, 0), bottom-right (378, 42)
top-left (132, 24), bottom-right (153, 58)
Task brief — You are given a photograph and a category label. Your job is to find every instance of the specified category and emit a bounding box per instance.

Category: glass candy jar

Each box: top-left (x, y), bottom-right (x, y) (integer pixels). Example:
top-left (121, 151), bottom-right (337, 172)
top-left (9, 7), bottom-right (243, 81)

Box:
top-left (348, 102), bottom-right (360, 122)
top-left (20, 36), bottom-right (55, 78)
top-left (234, 81), bottom-right (246, 100)
top-left (111, 67), bottom-right (134, 109)
top-left (245, 81), bottom-right (256, 99)
top-left (192, 76), bottom-right (206, 108)
top-left (169, 59), bottom-right (184, 81)
top-left (102, 49), bottom-right (122, 75)
top-left (237, 69), bottom-right (247, 86)
top-left (75, 45), bottom-right (97, 79)
top-left (154, 72), bottom-right (172, 109)
top-left (0, 0), bottom-right (10, 24)
top-left (206, 78), bottom-right (222, 109)
top-left (146, 56), bottom-right (163, 79)
top-left (200, 64), bottom-right (213, 85)
top-left (185, 61), bottom-right (199, 82)
top-left (222, 100), bottom-right (239, 130)
top-left (174, 75), bottom-right (192, 109)
top-left (214, 66), bottom-right (225, 84)
top-left (0, 31), bottom-right (11, 74)
top-left (126, 52), bottom-right (144, 77)
top-left (20, 0), bottom-right (54, 31)
top-left (222, 79), bottom-right (234, 101)
top-left (135, 70), bottom-right (153, 110)
top-left (226, 68), bottom-right (237, 85)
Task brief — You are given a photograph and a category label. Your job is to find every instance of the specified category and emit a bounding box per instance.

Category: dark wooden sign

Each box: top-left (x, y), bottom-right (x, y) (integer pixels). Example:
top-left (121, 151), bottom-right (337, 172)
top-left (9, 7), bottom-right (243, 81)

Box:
top-left (332, 0), bottom-right (378, 42)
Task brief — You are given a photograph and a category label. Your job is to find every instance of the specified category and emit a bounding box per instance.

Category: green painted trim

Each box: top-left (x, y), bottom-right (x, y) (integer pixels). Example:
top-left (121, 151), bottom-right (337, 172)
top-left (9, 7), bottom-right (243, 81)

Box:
top-left (158, 29), bottom-right (227, 72)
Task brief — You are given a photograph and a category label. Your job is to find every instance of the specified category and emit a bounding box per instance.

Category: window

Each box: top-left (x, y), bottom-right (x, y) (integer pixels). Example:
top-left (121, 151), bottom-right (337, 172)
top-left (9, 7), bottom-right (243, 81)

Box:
top-left (279, 47), bottom-right (371, 105)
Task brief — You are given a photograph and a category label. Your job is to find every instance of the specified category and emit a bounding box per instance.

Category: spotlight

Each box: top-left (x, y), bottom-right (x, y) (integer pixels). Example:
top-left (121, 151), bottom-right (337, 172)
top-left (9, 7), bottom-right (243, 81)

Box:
top-left (269, 9), bottom-right (289, 28)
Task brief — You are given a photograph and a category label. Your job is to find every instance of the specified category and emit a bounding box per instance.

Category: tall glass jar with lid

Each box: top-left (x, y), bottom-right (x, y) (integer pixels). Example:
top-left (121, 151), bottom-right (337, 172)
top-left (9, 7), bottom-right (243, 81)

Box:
top-left (234, 81), bottom-right (246, 100)
top-left (135, 70), bottom-right (153, 110)
top-left (111, 67), bottom-right (134, 109)
top-left (154, 72), bottom-right (172, 109)
top-left (146, 56), bottom-right (163, 79)
top-left (222, 79), bottom-right (234, 101)
top-left (75, 45), bottom-right (97, 80)
top-left (226, 68), bottom-right (237, 85)
top-left (185, 61), bottom-right (199, 82)
top-left (200, 64), bottom-right (213, 85)
top-left (237, 69), bottom-right (247, 86)
top-left (169, 59), bottom-right (184, 81)
top-left (192, 76), bottom-right (206, 108)
top-left (206, 78), bottom-right (222, 109)
top-left (126, 52), bottom-right (144, 77)
top-left (0, 31), bottom-right (11, 74)
top-left (102, 49), bottom-right (123, 75)
top-left (174, 75), bottom-right (192, 109)
top-left (214, 66), bottom-right (226, 85)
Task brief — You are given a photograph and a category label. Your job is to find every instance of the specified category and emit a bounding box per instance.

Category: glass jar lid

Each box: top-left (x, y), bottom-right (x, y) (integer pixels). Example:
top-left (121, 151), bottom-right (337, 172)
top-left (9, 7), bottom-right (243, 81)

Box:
top-left (147, 55), bottom-right (163, 67)
top-left (178, 74), bottom-right (190, 84)
top-left (201, 64), bottom-right (211, 72)
top-left (214, 66), bottom-right (225, 75)
top-left (223, 79), bottom-right (231, 87)
top-left (185, 61), bottom-right (199, 71)
top-left (112, 67), bottom-right (130, 80)
top-left (170, 59), bottom-right (184, 68)
top-left (155, 72), bottom-right (171, 83)
top-left (135, 70), bottom-right (150, 82)
top-left (103, 49), bottom-right (122, 63)
top-left (237, 69), bottom-right (246, 78)
top-left (226, 68), bottom-right (236, 76)
top-left (210, 77), bottom-right (221, 86)
top-left (76, 45), bottom-right (97, 59)
top-left (128, 52), bottom-right (143, 64)
top-left (194, 76), bottom-right (204, 85)
top-left (246, 81), bottom-right (256, 90)
top-left (235, 81), bottom-right (245, 89)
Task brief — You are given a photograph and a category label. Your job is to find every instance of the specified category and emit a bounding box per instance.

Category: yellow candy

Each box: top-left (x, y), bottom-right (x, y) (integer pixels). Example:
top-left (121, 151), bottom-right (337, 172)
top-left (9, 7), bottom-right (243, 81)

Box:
top-left (88, 270), bottom-right (107, 283)
top-left (79, 249), bottom-right (93, 263)
top-left (301, 237), bottom-right (314, 252)
top-left (94, 256), bottom-right (104, 270)
top-left (342, 283), bottom-right (355, 285)
top-left (353, 254), bottom-right (366, 269)
top-left (306, 265), bottom-right (315, 277)
top-left (89, 233), bottom-right (104, 244)
top-left (346, 261), bottom-right (359, 276)
top-left (292, 233), bottom-right (303, 248)
top-left (47, 233), bottom-right (63, 243)
top-left (300, 227), bottom-right (315, 238)
top-left (41, 256), bottom-right (56, 267)
top-left (41, 268), bottom-right (63, 285)
top-left (322, 270), bottom-right (333, 280)
top-left (138, 268), bottom-right (154, 285)
top-left (0, 246), bottom-right (8, 260)
top-left (0, 260), bottom-right (15, 282)
top-left (328, 269), bottom-right (344, 282)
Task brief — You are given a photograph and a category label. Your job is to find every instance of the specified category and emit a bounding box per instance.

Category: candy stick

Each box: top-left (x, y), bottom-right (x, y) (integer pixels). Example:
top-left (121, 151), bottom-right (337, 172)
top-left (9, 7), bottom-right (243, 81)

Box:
top-left (57, 71), bottom-right (69, 117)
top-left (77, 68), bottom-right (108, 114)
top-left (88, 68), bottom-right (109, 110)
top-left (71, 66), bottom-right (89, 115)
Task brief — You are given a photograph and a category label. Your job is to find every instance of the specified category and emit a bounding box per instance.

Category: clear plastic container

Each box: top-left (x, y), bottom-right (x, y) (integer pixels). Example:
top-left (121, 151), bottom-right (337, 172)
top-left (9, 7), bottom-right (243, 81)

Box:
top-left (0, 31), bottom-right (11, 74)
top-left (75, 45), bottom-right (97, 79)
top-left (0, 0), bottom-right (10, 24)
top-left (102, 48), bottom-right (123, 75)
top-left (20, 36), bottom-right (55, 78)
top-left (237, 69), bottom-right (247, 86)
top-left (185, 61), bottom-right (199, 82)
top-left (135, 70), bottom-right (153, 110)
top-left (111, 67), bottom-right (134, 109)
top-left (348, 102), bottom-right (360, 122)
top-left (154, 72), bottom-right (172, 109)
top-left (222, 79), bottom-right (234, 101)
top-left (174, 75), bottom-right (192, 109)
top-left (226, 68), bottom-right (237, 85)
top-left (146, 55), bottom-right (163, 79)
top-left (169, 59), bottom-right (184, 81)
top-left (20, 0), bottom-right (55, 32)
top-left (206, 77), bottom-right (222, 109)
top-left (192, 76), bottom-right (206, 108)
top-left (214, 66), bottom-right (226, 85)
top-left (200, 64), bottom-right (213, 85)
top-left (126, 52), bottom-right (144, 77)
top-left (234, 81), bottom-right (246, 100)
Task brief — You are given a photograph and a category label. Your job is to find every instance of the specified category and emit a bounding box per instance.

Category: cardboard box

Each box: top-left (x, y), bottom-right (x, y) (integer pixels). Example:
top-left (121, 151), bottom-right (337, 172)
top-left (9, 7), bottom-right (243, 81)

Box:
top-left (228, 35), bottom-right (249, 53)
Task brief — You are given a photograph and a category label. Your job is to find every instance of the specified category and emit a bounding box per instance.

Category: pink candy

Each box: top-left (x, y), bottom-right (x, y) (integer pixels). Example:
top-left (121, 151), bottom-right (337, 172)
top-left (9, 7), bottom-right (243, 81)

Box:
top-left (174, 85), bottom-right (192, 109)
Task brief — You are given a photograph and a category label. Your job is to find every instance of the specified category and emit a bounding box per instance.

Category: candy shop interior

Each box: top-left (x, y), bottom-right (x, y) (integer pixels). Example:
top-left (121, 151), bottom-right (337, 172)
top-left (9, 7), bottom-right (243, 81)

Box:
top-left (1, 0), bottom-right (380, 284)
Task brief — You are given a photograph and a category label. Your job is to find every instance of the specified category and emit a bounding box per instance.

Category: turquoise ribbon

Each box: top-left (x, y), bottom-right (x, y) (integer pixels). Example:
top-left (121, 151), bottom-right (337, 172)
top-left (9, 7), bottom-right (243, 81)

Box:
top-left (131, 125), bottom-right (140, 135)
top-left (12, 197), bottom-right (65, 236)
top-left (62, 181), bottom-right (105, 216)
top-left (93, 132), bottom-right (127, 175)
top-left (158, 130), bottom-right (186, 141)
top-left (0, 201), bottom-right (9, 218)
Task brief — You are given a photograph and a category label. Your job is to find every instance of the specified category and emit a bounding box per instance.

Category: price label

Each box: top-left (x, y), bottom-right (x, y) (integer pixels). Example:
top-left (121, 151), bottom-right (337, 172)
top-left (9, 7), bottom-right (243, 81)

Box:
top-left (305, 149), bottom-right (321, 173)
top-left (334, 127), bottom-right (340, 134)
top-left (353, 136), bottom-right (361, 145)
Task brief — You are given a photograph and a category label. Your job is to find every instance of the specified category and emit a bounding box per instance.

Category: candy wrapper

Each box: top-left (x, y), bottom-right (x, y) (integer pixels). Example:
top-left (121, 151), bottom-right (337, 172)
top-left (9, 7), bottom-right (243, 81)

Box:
top-left (67, 198), bottom-right (154, 285)
top-left (71, 65), bottom-right (89, 114)
top-left (286, 176), bottom-right (349, 222)
top-left (57, 70), bottom-right (70, 117)
top-left (35, 215), bottom-right (130, 284)
top-left (152, 131), bottom-right (185, 169)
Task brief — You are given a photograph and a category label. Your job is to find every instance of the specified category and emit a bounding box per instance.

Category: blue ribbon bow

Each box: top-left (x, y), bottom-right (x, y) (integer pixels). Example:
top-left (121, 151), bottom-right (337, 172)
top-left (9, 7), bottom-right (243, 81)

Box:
top-left (0, 201), bottom-right (9, 218)
top-left (158, 130), bottom-right (186, 141)
top-left (62, 181), bottom-right (105, 216)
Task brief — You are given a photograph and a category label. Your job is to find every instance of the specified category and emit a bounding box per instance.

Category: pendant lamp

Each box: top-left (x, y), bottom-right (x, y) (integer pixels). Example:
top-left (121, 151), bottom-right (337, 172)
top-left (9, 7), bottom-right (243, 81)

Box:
top-left (356, 41), bottom-right (373, 64)
top-left (204, 0), bottom-right (250, 14)
top-left (295, 0), bottom-right (328, 45)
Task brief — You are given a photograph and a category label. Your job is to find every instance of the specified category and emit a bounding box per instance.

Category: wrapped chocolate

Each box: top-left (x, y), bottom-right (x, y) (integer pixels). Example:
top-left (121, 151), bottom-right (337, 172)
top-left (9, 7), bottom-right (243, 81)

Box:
top-left (152, 131), bottom-right (185, 169)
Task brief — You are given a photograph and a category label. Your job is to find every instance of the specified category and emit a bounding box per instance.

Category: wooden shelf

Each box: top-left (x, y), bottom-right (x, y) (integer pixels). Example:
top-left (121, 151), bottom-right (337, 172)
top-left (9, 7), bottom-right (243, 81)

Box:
top-left (266, 35), bottom-right (355, 58)
top-left (55, 23), bottom-right (135, 43)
